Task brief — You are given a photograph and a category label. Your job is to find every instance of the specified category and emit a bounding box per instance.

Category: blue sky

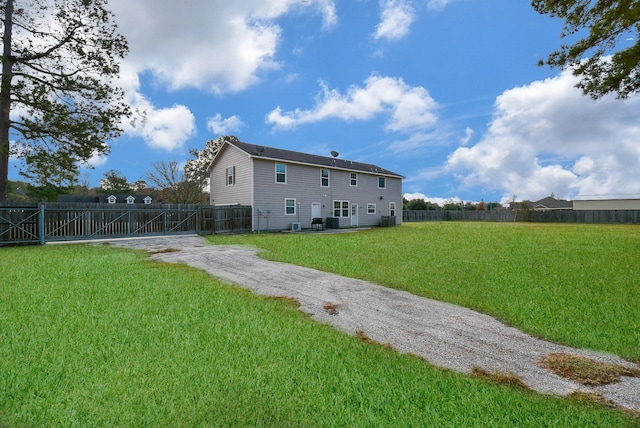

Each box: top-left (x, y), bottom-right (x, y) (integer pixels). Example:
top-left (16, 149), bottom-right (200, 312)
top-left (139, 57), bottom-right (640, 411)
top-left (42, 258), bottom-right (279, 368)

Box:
top-left (10, 0), bottom-right (640, 204)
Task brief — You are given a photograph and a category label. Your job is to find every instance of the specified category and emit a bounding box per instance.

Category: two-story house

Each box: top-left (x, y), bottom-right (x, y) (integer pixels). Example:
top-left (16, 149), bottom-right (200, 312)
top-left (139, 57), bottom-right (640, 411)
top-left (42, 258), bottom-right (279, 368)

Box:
top-left (209, 139), bottom-right (404, 231)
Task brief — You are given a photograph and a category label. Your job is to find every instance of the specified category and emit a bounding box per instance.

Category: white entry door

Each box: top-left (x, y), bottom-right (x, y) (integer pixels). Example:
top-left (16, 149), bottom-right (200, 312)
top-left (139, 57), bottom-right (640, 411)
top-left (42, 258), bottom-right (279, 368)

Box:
top-left (312, 203), bottom-right (321, 219)
top-left (351, 204), bottom-right (358, 227)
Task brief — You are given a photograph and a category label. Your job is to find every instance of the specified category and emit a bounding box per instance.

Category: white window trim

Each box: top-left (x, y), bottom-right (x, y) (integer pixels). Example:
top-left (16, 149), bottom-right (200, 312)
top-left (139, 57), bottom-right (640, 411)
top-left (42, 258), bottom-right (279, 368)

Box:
top-left (275, 163), bottom-right (287, 184)
top-left (350, 173), bottom-right (357, 187)
top-left (390, 202), bottom-right (396, 217)
top-left (378, 176), bottom-right (386, 189)
top-left (367, 203), bottom-right (376, 214)
top-left (285, 198), bottom-right (296, 215)
top-left (126, 196), bottom-right (135, 204)
top-left (226, 166), bottom-right (235, 186)
top-left (333, 200), bottom-right (350, 218)
top-left (321, 168), bottom-right (330, 188)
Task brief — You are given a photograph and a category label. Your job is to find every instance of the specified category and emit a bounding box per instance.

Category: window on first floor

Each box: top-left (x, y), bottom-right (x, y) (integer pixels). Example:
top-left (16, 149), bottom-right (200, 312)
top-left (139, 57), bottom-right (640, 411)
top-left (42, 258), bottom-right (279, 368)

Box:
top-left (367, 203), bottom-right (376, 214)
top-left (285, 198), bottom-right (296, 215)
top-left (276, 163), bottom-right (287, 183)
top-left (333, 200), bottom-right (349, 217)
top-left (390, 202), bottom-right (396, 217)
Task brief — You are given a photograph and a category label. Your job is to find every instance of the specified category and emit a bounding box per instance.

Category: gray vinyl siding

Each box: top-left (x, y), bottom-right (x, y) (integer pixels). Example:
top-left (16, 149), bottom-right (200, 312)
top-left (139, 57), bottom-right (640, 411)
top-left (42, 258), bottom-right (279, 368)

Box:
top-left (252, 159), bottom-right (402, 231)
top-left (210, 145), bottom-right (253, 206)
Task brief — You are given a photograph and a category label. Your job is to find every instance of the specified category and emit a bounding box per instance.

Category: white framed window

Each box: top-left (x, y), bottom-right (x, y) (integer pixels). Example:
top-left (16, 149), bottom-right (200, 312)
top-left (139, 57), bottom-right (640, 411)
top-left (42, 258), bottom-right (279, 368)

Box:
top-left (378, 176), bottom-right (386, 189)
top-left (367, 203), bottom-right (376, 214)
top-left (276, 163), bottom-right (286, 183)
top-left (333, 200), bottom-right (349, 217)
top-left (107, 195), bottom-right (117, 204)
top-left (143, 196), bottom-right (153, 205)
top-left (321, 169), bottom-right (329, 187)
top-left (350, 173), bottom-right (357, 187)
top-left (226, 166), bottom-right (235, 185)
top-left (285, 198), bottom-right (296, 215)
top-left (126, 196), bottom-right (135, 204)
top-left (390, 202), bottom-right (396, 217)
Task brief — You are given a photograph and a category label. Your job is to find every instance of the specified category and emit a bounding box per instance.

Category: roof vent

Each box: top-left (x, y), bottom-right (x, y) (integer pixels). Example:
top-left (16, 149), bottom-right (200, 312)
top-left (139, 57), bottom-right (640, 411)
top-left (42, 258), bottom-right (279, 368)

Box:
top-left (330, 150), bottom-right (339, 158)
top-left (256, 145), bottom-right (265, 155)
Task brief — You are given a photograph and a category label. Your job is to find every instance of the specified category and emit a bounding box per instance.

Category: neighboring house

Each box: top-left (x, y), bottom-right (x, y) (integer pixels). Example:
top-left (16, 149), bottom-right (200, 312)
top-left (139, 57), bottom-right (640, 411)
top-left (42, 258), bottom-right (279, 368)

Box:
top-left (533, 196), bottom-right (573, 211)
top-left (573, 199), bottom-right (640, 210)
top-left (57, 194), bottom-right (155, 204)
top-left (209, 139), bottom-right (404, 231)
top-left (98, 194), bottom-right (154, 204)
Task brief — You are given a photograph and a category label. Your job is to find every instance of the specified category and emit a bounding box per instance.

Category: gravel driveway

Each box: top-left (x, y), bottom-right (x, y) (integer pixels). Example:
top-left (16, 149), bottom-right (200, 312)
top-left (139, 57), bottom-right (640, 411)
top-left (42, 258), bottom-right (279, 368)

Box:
top-left (104, 234), bottom-right (640, 414)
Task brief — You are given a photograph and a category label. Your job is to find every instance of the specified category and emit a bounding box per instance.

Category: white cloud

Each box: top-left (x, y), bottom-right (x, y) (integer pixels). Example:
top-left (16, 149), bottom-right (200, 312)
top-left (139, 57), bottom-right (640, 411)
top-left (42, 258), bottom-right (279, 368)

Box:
top-left (460, 127), bottom-right (473, 145)
top-left (427, 0), bottom-right (456, 11)
top-left (84, 151), bottom-right (109, 169)
top-left (266, 74), bottom-right (438, 132)
top-left (207, 114), bottom-right (245, 135)
top-left (373, 0), bottom-right (416, 42)
top-left (110, 0), bottom-right (337, 94)
top-left (121, 70), bottom-right (196, 151)
top-left (447, 69), bottom-right (640, 201)
top-left (403, 192), bottom-right (462, 206)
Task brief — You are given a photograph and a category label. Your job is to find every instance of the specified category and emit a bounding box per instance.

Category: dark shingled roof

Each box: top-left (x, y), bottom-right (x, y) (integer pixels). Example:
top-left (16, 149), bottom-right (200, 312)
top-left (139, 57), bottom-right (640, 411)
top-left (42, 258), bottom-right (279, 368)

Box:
top-left (534, 196), bottom-right (573, 210)
top-left (229, 140), bottom-right (404, 178)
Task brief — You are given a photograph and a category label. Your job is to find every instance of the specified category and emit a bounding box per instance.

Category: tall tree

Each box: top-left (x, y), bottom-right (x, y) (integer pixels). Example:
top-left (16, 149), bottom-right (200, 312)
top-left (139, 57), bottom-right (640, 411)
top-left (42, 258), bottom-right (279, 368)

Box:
top-left (184, 135), bottom-right (234, 189)
top-left (99, 169), bottom-right (131, 193)
top-left (146, 160), bottom-right (207, 204)
top-left (0, 0), bottom-right (130, 201)
top-left (533, 0), bottom-right (640, 98)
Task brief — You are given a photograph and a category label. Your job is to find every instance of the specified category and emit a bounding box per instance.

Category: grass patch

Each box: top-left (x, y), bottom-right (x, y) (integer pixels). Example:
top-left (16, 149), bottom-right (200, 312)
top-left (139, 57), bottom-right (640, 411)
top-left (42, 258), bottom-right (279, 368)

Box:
top-left (206, 223), bottom-right (640, 362)
top-left (539, 353), bottom-right (640, 385)
top-left (471, 367), bottom-right (529, 390)
top-left (2, 244), bottom-right (637, 426)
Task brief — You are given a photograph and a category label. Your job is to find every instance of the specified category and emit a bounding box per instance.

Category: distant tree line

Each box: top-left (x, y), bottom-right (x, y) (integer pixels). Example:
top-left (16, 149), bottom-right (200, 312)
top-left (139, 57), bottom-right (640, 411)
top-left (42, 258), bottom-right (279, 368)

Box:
top-left (403, 198), bottom-right (504, 211)
top-left (4, 136), bottom-right (232, 204)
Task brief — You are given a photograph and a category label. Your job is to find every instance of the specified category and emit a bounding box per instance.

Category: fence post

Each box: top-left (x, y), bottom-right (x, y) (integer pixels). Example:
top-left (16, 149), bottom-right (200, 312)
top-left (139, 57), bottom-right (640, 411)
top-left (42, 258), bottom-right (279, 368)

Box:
top-left (38, 203), bottom-right (45, 245)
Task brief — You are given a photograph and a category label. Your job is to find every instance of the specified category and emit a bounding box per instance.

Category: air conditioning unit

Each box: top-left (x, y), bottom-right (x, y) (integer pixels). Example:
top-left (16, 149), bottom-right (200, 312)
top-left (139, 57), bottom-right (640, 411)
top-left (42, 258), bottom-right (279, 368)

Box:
top-left (291, 222), bottom-right (301, 232)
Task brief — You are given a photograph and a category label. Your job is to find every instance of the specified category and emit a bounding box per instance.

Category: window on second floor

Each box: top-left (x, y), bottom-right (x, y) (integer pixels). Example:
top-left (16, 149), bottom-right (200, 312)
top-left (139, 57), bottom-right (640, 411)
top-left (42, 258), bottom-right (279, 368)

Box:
top-left (276, 163), bottom-right (286, 183)
top-left (378, 176), bottom-right (386, 189)
top-left (226, 166), bottom-right (235, 185)
top-left (321, 169), bottom-right (329, 187)
top-left (350, 173), bottom-right (357, 187)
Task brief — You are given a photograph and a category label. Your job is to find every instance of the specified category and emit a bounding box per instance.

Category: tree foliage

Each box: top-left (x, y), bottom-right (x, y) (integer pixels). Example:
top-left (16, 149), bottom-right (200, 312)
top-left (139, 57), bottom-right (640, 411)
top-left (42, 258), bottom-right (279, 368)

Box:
top-left (0, 0), bottom-right (130, 201)
top-left (184, 135), bottom-right (233, 188)
top-left (99, 169), bottom-right (131, 193)
top-left (146, 160), bottom-right (207, 204)
top-left (533, 0), bottom-right (640, 98)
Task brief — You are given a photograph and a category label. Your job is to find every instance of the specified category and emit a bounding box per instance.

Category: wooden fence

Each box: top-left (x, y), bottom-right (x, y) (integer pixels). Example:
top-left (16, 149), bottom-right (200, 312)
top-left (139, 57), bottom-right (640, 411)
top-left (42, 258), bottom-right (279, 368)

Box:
top-left (0, 203), bottom-right (252, 245)
top-left (403, 209), bottom-right (640, 224)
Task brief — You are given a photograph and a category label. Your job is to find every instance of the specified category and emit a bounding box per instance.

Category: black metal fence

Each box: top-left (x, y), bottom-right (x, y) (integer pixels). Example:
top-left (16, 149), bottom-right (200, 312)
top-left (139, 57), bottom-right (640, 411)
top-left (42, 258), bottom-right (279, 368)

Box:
top-left (403, 209), bottom-right (640, 224)
top-left (0, 203), bottom-right (252, 245)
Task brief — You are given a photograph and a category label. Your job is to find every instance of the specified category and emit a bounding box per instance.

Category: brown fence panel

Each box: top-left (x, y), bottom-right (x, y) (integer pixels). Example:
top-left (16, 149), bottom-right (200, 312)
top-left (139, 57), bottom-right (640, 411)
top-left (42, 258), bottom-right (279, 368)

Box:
top-left (403, 209), bottom-right (640, 224)
top-left (208, 205), bottom-right (252, 234)
top-left (0, 205), bottom-right (41, 245)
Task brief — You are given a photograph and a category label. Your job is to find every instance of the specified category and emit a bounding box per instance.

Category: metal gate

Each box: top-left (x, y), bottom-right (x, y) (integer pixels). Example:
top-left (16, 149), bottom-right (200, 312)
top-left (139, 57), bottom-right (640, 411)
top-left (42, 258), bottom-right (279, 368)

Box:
top-left (1, 203), bottom-right (252, 245)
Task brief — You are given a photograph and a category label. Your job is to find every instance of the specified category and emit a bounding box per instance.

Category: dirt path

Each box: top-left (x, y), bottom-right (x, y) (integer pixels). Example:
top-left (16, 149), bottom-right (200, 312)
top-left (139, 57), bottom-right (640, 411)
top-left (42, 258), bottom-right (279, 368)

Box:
top-left (104, 235), bottom-right (640, 413)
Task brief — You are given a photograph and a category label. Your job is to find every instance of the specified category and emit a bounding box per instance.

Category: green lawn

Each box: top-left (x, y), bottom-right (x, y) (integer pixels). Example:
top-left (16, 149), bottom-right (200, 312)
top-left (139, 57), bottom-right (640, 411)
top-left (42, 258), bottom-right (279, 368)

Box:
top-left (0, 224), bottom-right (638, 426)
top-left (207, 222), bottom-right (640, 363)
